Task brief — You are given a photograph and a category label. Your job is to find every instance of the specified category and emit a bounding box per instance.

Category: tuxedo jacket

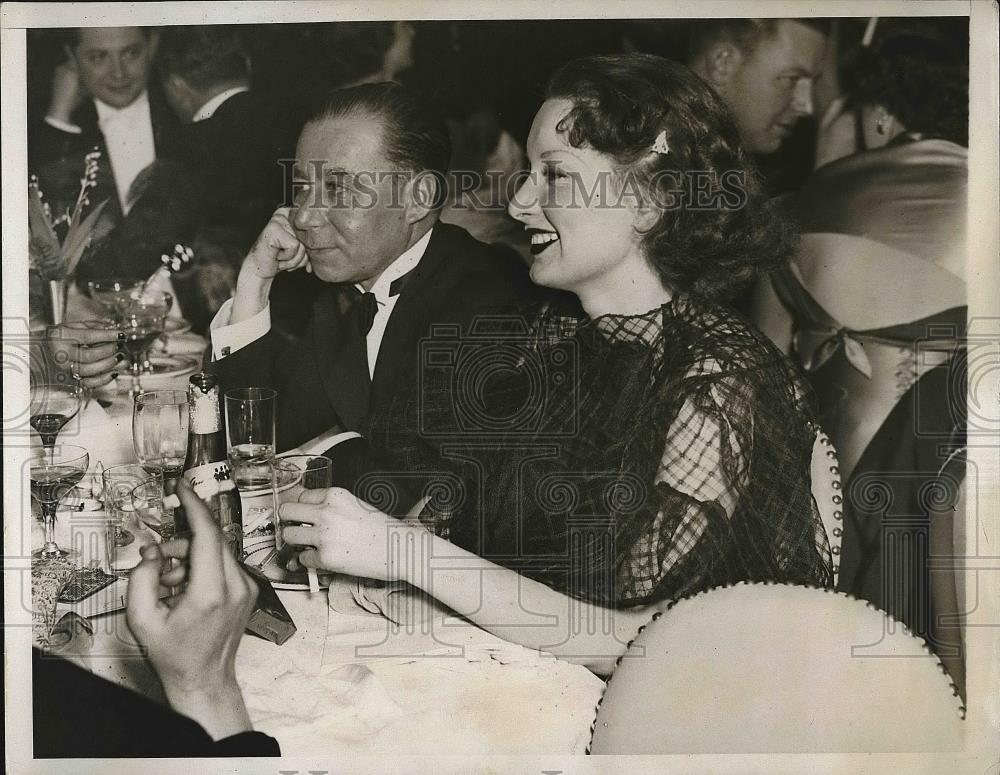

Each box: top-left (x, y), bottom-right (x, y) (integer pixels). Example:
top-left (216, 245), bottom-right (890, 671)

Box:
top-left (208, 223), bottom-right (539, 456)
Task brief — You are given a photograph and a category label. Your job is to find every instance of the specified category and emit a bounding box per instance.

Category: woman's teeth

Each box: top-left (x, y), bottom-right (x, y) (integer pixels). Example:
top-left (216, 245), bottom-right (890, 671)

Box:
top-left (530, 232), bottom-right (559, 246)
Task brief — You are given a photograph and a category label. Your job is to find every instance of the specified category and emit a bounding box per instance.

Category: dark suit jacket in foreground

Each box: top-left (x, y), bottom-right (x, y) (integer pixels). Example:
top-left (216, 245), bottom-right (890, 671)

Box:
top-left (208, 223), bottom-right (538, 462)
top-left (32, 649), bottom-right (280, 758)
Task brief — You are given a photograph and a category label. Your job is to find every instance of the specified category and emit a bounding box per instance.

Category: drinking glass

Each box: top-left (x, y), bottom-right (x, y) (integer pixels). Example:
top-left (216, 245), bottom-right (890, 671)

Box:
top-left (119, 290), bottom-right (172, 398)
top-left (85, 278), bottom-right (144, 323)
top-left (29, 383), bottom-right (83, 458)
top-left (131, 477), bottom-right (174, 540)
top-left (273, 455), bottom-right (332, 569)
top-left (225, 388), bottom-right (277, 491)
top-left (30, 444), bottom-right (89, 560)
top-left (101, 464), bottom-right (153, 559)
top-left (133, 390), bottom-right (189, 480)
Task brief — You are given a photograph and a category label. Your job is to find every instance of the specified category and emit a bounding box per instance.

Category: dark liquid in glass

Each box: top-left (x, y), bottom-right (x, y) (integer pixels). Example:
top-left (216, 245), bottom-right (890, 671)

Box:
top-left (30, 413), bottom-right (70, 440)
top-left (122, 329), bottom-right (163, 360)
top-left (30, 465), bottom-right (85, 504)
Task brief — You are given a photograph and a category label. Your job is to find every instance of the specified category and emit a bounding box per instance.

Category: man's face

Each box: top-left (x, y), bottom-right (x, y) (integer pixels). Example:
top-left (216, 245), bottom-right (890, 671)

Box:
top-left (290, 113), bottom-right (414, 287)
top-left (72, 27), bottom-right (154, 109)
top-left (719, 20), bottom-right (827, 154)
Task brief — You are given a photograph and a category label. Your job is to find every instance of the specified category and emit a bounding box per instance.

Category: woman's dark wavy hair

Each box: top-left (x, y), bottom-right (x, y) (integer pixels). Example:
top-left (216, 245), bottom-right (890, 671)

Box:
top-left (844, 26), bottom-right (968, 147)
top-left (545, 54), bottom-right (795, 301)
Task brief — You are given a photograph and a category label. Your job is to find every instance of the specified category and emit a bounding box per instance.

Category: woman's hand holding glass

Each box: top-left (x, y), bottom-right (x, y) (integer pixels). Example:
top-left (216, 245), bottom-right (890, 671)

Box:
top-left (281, 488), bottom-right (427, 581)
top-left (45, 321), bottom-right (125, 390)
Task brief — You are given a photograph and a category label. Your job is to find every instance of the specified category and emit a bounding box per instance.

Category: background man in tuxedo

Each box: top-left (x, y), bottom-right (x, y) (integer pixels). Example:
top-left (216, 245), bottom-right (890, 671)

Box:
top-left (149, 25), bottom-right (284, 333)
top-left (30, 26), bottom-right (188, 281)
top-left (207, 82), bottom-right (536, 478)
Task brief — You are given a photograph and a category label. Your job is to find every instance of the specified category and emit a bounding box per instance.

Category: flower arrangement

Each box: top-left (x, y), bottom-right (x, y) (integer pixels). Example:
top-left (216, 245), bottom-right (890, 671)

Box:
top-left (28, 149), bottom-right (109, 281)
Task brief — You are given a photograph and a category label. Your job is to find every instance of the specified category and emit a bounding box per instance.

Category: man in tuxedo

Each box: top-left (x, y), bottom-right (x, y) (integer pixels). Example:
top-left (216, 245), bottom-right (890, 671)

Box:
top-left (29, 26), bottom-right (186, 280)
top-left (207, 82), bottom-right (536, 477)
top-left (148, 25), bottom-right (285, 333)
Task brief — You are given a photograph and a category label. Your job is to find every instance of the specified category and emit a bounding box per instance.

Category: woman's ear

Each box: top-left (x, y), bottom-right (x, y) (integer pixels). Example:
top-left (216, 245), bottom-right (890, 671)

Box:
top-left (702, 41), bottom-right (742, 87)
top-left (632, 195), bottom-right (661, 235)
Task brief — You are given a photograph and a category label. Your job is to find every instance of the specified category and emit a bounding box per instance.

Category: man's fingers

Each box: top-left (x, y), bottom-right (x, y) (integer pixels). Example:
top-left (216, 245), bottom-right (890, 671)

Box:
top-left (126, 548), bottom-right (168, 631)
top-left (153, 537), bottom-right (191, 559)
top-left (175, 479), bottom-right (225, 597)
top-left (159, 563), bottom-right (188, 588)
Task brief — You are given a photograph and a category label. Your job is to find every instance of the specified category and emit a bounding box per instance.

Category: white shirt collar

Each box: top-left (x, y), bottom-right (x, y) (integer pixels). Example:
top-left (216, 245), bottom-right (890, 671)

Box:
top-left (95, 90), bottom-right (150, 125)
top-left (192, 86), bottom-right (250, 123)
top-left (356, 228), bottom-right (434, 303)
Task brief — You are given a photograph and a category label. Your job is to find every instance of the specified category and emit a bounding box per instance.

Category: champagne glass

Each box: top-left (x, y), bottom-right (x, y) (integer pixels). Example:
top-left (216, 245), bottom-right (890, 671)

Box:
top-left (30, 445), bottom-right (89, 560)
top-left (85, 278), bottom-right (144, 324)
top-left (133, 390), bottom-right (189, 480)
top-left (29, 383), bottom-right (83, 460)
top-left (119, 290), bottom-right (172, 398)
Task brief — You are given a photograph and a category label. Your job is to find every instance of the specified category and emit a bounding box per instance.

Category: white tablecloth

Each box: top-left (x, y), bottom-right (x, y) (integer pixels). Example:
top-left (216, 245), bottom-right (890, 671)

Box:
top-left (30, 349), bottom-right (605, 755)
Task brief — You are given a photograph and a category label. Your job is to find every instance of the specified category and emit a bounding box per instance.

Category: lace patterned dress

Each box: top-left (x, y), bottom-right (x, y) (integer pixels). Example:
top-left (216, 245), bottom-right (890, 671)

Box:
top-left (363, 293), bottom-right (833, 607)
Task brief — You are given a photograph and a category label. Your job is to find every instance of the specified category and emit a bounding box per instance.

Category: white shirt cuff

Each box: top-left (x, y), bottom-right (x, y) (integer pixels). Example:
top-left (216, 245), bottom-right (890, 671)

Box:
top-left (44, 115), bottom-right (82, 134)
top-left (286, 431), bottom-right (362, 457)
top-left (209, 298), bottom-right (271, 360)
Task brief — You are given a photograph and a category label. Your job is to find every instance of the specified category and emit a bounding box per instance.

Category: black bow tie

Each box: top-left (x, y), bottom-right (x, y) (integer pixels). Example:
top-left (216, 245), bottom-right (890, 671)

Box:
top-left (350, 266), bottom-right (418, 336)
top-left (352, 290), bottom-right (379, 336)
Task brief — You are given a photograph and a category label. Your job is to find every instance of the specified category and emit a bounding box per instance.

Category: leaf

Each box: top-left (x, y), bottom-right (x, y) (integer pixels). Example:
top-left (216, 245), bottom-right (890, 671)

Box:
top-left (28, 186), bottom-right (61, 277)
top-left (61, 198), bottom-right (109, 278)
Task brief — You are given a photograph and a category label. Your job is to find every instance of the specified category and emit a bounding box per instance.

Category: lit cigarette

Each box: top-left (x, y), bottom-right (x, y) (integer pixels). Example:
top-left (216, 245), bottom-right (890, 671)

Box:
top-left (307, 567), bottom-right (320, 594)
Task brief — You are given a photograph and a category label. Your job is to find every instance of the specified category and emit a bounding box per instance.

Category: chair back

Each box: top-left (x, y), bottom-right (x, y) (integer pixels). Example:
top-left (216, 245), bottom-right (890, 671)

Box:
top-left (589, 583), bottom-right (964, 754)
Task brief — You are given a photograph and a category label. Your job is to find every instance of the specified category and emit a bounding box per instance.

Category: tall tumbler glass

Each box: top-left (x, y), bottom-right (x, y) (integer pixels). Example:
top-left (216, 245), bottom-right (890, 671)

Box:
top-left (224, 388), bottom-right (277, 492)
top-left (273, 455), bottom-right (332, 584)
top-left (102, 464), bottom-right (161, 576)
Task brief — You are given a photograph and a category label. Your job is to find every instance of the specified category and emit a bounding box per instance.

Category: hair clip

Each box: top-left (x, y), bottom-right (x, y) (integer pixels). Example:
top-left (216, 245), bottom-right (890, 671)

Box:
top-left (651, 130), bottom-right (670, 155)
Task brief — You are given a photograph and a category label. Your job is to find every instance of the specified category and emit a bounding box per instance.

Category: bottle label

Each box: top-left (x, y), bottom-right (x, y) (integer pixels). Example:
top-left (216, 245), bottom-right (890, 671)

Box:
top-left (189, 382), bottom-right (221, 434)
top-left (184, 461), bottom-right (235, 491)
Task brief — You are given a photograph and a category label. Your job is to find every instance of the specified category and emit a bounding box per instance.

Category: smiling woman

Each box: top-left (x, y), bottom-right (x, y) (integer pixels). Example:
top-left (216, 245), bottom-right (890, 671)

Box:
top-left (284, 54), bottom-right (833, 674)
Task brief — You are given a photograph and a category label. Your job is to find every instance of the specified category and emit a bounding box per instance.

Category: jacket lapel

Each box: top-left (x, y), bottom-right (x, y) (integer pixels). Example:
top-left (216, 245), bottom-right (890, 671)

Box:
top-left (371, 227), bottom-right (452, 404)
top-left (312, 284), bottom-right (372, 431)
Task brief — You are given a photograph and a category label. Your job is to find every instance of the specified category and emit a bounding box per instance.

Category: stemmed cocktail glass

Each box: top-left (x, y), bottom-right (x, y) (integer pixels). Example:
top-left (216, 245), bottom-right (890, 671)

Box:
top-left (119, 290), bottom-right (172, 398)
top-left (30, 444), bottom-right (89, 560)
top-left (85, 279), bottom-right (144, 324)
top-left (30, 383), bottom-right (83, 461)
